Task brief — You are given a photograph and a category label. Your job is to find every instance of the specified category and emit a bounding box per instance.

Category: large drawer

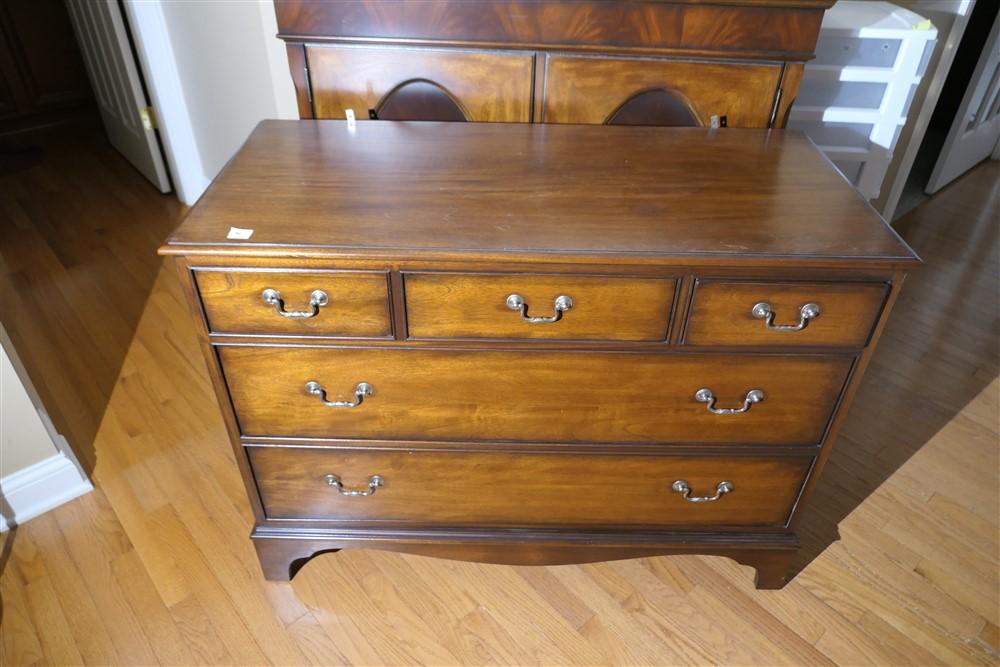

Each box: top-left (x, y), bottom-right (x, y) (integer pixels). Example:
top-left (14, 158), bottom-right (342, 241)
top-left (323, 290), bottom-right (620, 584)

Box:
top-left (248, 445), bottom-right (812, 527)
top-left (195, 270), bottom-right (392, 337)
top-left (404, 272), bottom-right (676, 341)
top-left (220, 347), bottom-right (852, 445)
top-left (684, 280), bottom-right (888, 348)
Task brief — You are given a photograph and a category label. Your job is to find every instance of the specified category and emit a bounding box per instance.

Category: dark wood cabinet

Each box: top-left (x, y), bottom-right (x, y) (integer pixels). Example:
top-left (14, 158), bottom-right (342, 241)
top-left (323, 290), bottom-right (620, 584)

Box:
top-left (275, 0), bottom-right (832, 127)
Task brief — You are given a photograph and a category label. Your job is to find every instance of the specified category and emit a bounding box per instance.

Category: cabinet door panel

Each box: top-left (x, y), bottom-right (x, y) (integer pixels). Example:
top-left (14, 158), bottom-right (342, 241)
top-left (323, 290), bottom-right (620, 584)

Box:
top-left (306, 45), bottom-right (533, 122)
top-left (542, 55), bottom-right (782, 128)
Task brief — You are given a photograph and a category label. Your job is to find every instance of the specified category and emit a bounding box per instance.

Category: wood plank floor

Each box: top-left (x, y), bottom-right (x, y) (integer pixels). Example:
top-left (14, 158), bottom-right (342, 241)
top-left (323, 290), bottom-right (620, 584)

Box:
top-left (1, 132), bottom-right (997, 666)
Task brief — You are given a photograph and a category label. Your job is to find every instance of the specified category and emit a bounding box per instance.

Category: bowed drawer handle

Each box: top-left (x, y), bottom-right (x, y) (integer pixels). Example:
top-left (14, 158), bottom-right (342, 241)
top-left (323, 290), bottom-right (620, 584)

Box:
top-left (261, 288), bottom-right (329, 319)
top-left (305, 381), bottom-right (373, 408)
top-left (506, 293), bottom-right (573, 324)
top-left (751, 301), bottom-right (820, 332)
top-left (694, 388), bottom-right (764, 415)
top-left (672, 480), bottom-right (733, 503)
top-left (325, 474), bottom-right (383, 497)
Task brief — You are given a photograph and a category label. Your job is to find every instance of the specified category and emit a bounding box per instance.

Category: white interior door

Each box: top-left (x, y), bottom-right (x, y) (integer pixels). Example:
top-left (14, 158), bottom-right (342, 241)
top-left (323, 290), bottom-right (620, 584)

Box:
top-left (65, 0), bottom-right (171, 193)
top-left (927, 13), bottom-right (1000, 194)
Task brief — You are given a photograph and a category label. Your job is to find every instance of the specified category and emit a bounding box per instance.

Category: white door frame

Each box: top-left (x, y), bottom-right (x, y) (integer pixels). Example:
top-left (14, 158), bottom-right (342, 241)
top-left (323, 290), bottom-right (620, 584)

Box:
top-left (121, 0), bottom-right (211, 205)
top-left (926, 12), bottom-right (1000, 193)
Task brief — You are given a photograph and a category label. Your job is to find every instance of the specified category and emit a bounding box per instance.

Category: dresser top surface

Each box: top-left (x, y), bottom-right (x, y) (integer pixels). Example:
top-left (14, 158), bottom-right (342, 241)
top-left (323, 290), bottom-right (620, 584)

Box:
top-left (162, 120), bottom-right (917, 268)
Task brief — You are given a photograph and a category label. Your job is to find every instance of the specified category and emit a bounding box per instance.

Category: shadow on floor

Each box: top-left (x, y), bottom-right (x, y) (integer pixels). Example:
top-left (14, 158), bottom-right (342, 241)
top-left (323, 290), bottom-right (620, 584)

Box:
top-left (0, 129), bottom-right (184, 477)
top-left (789, 160), bottom-right (999, 579)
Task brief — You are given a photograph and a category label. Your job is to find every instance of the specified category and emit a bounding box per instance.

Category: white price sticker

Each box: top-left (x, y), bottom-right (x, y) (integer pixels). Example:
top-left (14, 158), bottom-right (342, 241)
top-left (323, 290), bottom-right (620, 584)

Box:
top-left (226, 227), bottom-right (254, 240)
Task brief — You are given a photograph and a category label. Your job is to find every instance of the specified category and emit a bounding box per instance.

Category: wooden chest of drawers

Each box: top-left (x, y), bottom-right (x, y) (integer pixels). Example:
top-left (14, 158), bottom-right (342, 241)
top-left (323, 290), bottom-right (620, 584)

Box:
top-left (159, 120), bottom-right (918, 588)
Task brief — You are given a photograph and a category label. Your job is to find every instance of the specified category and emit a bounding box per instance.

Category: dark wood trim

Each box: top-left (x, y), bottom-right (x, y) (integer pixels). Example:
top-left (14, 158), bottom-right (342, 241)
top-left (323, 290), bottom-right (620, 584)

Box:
top-left (666, 275), bottom-right (693, 344)
top-left (206, 334), bottom-right (869, 356)
top-left (273, 1), bottom-right (832, 62)
top-left (774, 62), bottom-right (804, 128)
top-left (285, 43), bottom-right (313, 118)
top-left (161, 245), bottom-right (922, 271)
top-left (252, 525), bottom-right (800, 588)
top-left (388, 270), bottom-right (407, 341)
top-left (165, 254), bottom-right (905, 282)
top-left (242, 438), bottom-right (821, 457)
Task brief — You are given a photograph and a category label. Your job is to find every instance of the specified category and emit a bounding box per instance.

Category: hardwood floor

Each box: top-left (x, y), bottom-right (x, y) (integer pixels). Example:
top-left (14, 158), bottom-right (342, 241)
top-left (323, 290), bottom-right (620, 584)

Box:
top-left (0, 133), bottom-right (997, 666)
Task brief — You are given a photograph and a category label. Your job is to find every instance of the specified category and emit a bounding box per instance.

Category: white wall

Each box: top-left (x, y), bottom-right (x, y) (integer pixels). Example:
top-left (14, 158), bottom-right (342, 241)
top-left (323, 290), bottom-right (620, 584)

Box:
top-left (1, 344), bottom-right (58, 474)
top-left (0, 327), bottom-right (93, 531)
top-left (127, 0), bottom-right (298, 205)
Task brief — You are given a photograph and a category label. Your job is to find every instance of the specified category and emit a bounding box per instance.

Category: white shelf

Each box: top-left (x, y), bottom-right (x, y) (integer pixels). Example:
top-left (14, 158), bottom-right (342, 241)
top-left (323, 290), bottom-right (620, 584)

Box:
top-left (787, 0), bottom-right (937, 200)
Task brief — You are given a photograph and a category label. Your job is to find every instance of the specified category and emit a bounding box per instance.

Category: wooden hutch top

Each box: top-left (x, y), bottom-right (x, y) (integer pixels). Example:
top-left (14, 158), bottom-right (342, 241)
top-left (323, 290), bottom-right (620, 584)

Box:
top-left (273, 0), bottom-right (837, 128)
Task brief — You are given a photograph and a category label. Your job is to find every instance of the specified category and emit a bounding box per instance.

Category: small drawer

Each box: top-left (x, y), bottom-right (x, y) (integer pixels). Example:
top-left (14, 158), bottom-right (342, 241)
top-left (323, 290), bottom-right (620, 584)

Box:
top-left (248, 445), bottom-right (812, 528)
top-left (404, 272), bottom-right (676, 341)
top-left (194, 270), bottom-right (391, 337)
top-left (220, 346), bottom-right (851, 446)
top-left (683, 280), bottom-right (888, 347)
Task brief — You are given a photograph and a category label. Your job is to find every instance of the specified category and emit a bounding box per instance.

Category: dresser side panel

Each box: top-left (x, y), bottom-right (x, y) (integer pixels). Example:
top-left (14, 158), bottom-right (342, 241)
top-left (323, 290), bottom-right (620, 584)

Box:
top-left (170, 256), bottom-right (268, 524)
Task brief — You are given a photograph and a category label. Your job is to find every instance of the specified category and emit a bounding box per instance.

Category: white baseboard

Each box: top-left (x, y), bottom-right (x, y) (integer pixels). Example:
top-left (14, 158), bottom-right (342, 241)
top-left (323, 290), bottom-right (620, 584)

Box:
top-left (0, 452), bottom-right (93, 532)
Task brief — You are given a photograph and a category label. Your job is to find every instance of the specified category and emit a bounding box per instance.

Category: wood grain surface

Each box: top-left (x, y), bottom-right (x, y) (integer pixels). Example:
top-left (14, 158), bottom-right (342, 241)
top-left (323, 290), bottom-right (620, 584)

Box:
top-left (684, 280), bottom-right (888, 347)
top-left (219, 346), bottom-right (851, 445)
top-left (274, 0), bottom-right (831, 59)
top-left (249, 446), bottom-right (811, 526)
top-left (0, 132), bottom-right (994, 666)
top-left (160, 121), bottom-right (919, 268)
top-left (403, 272), bottom-right (676, 340)
top-left (541, 55), bottom-right (782, 126)
top-left (306, 45), bottom-right (534, 122)
top-left (195, 269), bottom-right (392, 338)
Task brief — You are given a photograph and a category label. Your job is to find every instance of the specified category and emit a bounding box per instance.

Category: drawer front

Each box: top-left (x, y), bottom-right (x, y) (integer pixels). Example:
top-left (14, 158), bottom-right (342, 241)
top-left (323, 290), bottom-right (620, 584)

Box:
top-left (542, 55), bottom-right (782, 127)
top-left (306, 45), bottom-right (533, 122)
top-left (221, 347), bottom-right (852, 445)
top-left (195, 270), bottom-right (391, 337)
top-left (248, 446), bottom-right (811, 527)
top-left (404, 273), bottom-right (676, 341)
top-left (684, 281), bottom-right (888, 347)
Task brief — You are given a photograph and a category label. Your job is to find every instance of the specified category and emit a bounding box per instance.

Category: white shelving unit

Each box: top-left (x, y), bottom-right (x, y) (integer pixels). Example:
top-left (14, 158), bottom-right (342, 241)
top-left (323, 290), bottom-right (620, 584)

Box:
top-left (788, 1), bottom-right (937, 200)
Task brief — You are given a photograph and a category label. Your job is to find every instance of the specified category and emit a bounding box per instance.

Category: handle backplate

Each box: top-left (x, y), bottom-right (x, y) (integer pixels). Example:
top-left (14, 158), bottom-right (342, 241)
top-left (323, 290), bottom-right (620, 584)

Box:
top-left (694, 388), bottom-right (764, 415)
top-left (262, 288), bottom-right (329, 319)
top-left (506, 293), bottom-right (574, 324)
top-left (672, 479), bottom-right (733, 503)
top-left (305, 381), bottom-right (373, 408)
top-left (751, 301), bottom-right (820, 332)
top-left (325, 474), bottom-right (383, 497)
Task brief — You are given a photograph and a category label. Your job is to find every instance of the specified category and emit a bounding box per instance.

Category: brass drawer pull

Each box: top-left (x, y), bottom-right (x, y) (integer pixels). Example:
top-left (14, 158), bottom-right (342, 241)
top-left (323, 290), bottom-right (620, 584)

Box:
top-left (672, 479), bottom-right (733, 503)
top-left (751, 301), bottom-right (820, 331)
top-left (305, 381), bottom-right (373, 408)
top-left (325, 473), bottom-right (383, 497)
top-left (506, 293), bottom-right (573, 324)
top-left (262, 288), bottom-right (329, 318)
top-left (694, 388), bottom-right (764, 414)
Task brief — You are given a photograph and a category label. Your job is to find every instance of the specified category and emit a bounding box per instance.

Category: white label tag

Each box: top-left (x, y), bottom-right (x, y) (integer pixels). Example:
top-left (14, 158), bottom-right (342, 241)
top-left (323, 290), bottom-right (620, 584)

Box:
top-left (226, 226), bottom-right (254, 240)
top-left (345, 108), bottom-right (356, 131)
